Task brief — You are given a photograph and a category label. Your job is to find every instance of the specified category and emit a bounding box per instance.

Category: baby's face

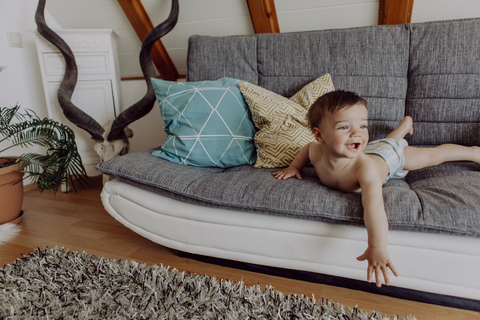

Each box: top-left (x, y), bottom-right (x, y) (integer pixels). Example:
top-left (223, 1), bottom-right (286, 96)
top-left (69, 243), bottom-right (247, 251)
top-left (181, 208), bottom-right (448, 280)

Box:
top-left (315, 103), bottom-right (369, 159)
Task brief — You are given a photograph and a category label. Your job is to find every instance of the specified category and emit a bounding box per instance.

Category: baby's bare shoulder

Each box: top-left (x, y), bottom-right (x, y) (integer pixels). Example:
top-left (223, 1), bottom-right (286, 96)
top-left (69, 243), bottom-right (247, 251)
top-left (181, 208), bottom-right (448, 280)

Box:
top-left (357, 153), bottom-right (389, 182)
top-left (309, 141), bottom-right (323, 151)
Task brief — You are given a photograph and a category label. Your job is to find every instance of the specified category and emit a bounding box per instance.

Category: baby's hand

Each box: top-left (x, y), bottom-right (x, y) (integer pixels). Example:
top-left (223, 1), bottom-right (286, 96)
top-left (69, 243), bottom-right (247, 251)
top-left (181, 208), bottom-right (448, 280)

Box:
top-left (356, 246), bottom-right (398, 287)
top-left (273, 166), bottom-right (302, 180)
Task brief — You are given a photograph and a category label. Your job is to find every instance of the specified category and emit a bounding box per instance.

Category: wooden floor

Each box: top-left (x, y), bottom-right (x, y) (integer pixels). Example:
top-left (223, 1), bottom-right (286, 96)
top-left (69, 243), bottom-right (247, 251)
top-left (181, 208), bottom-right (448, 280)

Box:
top-left (1, 176), bottom-right (479, 320)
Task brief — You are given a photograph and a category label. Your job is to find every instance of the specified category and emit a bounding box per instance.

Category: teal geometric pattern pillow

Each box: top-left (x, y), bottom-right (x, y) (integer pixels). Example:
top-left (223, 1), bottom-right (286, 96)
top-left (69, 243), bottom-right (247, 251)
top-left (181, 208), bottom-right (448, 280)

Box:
top-left (151, 77), bottom-right (257, 168)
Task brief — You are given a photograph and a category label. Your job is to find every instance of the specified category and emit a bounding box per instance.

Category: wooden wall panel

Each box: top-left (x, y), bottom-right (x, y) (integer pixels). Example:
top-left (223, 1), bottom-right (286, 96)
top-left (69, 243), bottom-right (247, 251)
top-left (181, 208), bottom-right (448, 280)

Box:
top-left (118, 0), bottom-right (179, 80)
top-left (378, 0), bottom-right (414, 25)
top-left (246, 0), bottom-right (280, 33)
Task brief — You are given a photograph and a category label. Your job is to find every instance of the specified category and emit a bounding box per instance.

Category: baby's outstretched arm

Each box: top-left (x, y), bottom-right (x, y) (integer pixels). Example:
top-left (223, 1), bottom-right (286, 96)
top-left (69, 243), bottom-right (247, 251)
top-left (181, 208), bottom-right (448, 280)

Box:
top-left (273, 143), bottom-right (311, 180)
top-left (355, 161), bottom-right (398, 287)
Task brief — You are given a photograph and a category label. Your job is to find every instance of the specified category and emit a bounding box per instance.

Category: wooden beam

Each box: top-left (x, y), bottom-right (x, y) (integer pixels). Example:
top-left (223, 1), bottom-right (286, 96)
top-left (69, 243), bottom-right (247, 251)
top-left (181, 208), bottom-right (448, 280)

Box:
top-left (246, 0), bottom-right (280, 34)
top-left (378, 0), bottom-right (414, 25)
top-left (117, 0), bottom-right (179, 81)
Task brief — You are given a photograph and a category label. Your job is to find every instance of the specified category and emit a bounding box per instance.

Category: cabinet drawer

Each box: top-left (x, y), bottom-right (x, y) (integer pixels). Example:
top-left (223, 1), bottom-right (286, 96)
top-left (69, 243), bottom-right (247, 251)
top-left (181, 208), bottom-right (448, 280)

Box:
top-left (43, 53), bottom-right (110, 76)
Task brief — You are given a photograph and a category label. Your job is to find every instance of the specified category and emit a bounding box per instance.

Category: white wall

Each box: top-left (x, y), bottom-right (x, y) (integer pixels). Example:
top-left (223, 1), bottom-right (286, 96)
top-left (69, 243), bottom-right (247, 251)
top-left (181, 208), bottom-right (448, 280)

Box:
top-left (0, 0), bottom-right (54, 158)
top-left (275, 0), bottom-right (379, 32)
top-left (412, 0), bottom-right (480, 23)
top-left (0, 0), bottom-right (164, 162)
top-left (120, 0), bottom-right (480, 155)
top-left (0, 0), bottom-right (51, 117)
top-left (1, 0), bottom-right (479, 160)
top-left (119, 80), bottom-right (166, 154)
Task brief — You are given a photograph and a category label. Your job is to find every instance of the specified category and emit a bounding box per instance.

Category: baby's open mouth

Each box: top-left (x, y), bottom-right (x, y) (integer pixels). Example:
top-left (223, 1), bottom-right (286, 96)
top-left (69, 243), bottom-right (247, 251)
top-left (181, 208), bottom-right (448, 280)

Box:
top-left (348, 143), bottom-right (361, 150)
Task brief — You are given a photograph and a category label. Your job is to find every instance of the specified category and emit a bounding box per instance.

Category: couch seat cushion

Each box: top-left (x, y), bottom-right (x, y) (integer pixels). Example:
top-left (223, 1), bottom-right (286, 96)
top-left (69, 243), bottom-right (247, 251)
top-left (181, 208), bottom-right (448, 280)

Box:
top-left (97, 150), bottom-right (480, 237)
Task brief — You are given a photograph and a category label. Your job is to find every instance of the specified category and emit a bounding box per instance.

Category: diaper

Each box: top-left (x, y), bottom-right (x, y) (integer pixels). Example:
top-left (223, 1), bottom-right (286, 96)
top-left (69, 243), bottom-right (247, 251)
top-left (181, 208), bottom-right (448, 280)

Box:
top-left (363, 138), bottom-right (409, 182)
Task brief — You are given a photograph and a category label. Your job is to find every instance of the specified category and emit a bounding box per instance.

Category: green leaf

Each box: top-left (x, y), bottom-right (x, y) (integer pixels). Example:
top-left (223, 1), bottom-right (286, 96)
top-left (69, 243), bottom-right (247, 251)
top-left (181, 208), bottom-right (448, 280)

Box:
top-left (1, 105), bottom-right (88, 192)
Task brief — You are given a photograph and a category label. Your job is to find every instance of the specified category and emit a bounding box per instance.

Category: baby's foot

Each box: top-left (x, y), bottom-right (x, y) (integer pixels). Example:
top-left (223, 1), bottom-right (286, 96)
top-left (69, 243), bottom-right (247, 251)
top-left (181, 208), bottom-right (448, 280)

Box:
top-left (386, 116), bottom-right (413, 139)
top-left (473, 146), bottom-right (480, 166)
top-left (400, 116), bottom-right (414, 136)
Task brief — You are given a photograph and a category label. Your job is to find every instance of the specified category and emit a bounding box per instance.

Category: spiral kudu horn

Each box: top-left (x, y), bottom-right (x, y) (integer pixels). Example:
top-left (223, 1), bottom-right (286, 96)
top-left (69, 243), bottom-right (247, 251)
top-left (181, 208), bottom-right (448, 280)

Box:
top-left (35, 0), bottom-right (104, 142)
top-left (108, 0), bottom-right (179, 142)
top-left (35, 0), bottom-right (179, 161)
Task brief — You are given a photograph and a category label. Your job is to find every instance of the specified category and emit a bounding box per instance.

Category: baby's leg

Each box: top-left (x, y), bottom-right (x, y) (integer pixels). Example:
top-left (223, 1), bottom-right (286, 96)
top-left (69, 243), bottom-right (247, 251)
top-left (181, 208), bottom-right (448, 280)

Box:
top-left (386, 116), bottom-right (413, 139)
top-left (404, 144), bottom-right (480, 170)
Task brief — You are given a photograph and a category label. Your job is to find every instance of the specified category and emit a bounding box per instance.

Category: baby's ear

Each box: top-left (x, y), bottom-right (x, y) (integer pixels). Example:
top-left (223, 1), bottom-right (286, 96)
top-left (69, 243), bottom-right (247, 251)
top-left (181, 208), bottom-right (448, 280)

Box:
top-left (313, 127), bottom-right (324, 143)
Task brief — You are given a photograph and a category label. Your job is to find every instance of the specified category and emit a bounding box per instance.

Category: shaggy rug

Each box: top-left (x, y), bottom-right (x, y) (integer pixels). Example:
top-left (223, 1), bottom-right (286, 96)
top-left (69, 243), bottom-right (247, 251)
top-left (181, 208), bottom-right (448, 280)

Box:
top-left (0, 247), bottom-right (415, 319)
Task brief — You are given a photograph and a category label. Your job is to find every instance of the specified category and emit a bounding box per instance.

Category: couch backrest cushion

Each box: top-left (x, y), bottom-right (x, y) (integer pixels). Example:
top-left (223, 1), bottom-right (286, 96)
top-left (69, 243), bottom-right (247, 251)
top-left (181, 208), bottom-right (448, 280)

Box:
top-left (187, 35), bottom-right (258, 84)
top-left (407, 18), bottom-right (480, 146)
top-left (187, 18), bottom-right (480, 146)
top-left (187, 25), bottom-right (410, 141)
top-left (257, 26), bottom-right (410, 141)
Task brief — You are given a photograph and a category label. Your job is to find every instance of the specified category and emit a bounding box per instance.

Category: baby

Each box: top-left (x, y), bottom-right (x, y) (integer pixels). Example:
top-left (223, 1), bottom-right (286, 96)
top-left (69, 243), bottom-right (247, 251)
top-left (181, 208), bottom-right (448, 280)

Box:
top-left (273, 90), bottom-right (480, 287)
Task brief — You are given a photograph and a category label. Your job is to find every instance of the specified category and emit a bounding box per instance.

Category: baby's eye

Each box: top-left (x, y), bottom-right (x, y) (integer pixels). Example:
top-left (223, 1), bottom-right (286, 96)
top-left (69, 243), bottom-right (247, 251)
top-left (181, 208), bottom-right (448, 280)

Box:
top-left (360, 125), bottom-right (368, 129)
top-left (337, 126), bottom-right (348, 130)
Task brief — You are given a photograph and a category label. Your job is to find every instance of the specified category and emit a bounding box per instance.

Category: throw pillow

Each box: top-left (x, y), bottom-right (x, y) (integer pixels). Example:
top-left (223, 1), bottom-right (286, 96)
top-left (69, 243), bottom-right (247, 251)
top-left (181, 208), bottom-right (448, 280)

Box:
top-left (151, 77), bottom-right (257, 168)
top-left (239, 73), bottom-right (334, 168)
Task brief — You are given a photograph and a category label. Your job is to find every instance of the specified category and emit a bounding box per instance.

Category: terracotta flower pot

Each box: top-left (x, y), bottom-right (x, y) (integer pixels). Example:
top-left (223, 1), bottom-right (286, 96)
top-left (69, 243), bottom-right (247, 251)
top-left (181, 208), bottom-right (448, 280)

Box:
top-left (0, 158), bottom-right (25, 224)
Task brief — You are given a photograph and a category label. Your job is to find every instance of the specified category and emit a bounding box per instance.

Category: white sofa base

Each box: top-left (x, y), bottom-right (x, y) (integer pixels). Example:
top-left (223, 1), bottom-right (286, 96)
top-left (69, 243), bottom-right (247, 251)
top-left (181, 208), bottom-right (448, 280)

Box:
top-left (101, 179), bottom-right (480, 307)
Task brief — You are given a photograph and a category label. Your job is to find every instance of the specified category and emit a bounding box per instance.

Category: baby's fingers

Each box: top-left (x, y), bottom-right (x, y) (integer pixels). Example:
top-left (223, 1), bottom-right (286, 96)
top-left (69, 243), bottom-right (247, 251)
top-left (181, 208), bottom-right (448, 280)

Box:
top-left (272, 171), bottom-right (285, 179)
top-left (366, 264), bottom-right (373, 283)
top-left (375, 266), bottom-right (383, 287)
top-left (388, 261), bottom-right (399, 277)
top-left (381, 262), bottom-right (399, 287)
top-left (381, 266), bottom-right (390, 286)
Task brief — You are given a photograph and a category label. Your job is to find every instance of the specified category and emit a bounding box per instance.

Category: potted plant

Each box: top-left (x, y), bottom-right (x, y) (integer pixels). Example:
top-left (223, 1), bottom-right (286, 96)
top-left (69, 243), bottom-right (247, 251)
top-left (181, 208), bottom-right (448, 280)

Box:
top-left (0, 67), bottom-right (88, 225)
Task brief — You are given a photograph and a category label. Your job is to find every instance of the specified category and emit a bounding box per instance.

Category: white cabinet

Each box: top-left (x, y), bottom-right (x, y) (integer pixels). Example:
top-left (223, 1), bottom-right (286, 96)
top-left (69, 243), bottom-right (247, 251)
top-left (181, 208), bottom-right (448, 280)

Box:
top-left (35, 29), bottom-right (122, 176)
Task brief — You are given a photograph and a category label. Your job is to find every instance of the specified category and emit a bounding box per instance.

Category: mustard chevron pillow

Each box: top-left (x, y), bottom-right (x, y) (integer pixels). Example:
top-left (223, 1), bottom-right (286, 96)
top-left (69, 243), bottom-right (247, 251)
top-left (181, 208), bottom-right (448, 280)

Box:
top-left (239, 74), bottom-right (334, 168)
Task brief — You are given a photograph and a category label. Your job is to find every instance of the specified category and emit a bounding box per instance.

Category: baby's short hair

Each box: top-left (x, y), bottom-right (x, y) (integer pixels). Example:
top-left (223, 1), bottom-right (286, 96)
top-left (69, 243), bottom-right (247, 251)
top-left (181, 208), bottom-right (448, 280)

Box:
top-left (308, 90), bottom-right (367, 131)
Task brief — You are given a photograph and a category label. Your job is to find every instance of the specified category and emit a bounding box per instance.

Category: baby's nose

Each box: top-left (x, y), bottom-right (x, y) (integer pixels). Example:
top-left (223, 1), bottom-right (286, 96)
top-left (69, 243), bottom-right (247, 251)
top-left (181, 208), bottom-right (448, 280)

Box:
top-left (351, 129), bottom-right (361, 136)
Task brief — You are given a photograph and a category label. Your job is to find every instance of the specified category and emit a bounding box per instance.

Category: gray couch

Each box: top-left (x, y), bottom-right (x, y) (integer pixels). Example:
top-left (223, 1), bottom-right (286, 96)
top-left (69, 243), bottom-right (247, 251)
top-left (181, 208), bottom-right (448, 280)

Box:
top-left (98, 18), bottom-right (480, 311)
